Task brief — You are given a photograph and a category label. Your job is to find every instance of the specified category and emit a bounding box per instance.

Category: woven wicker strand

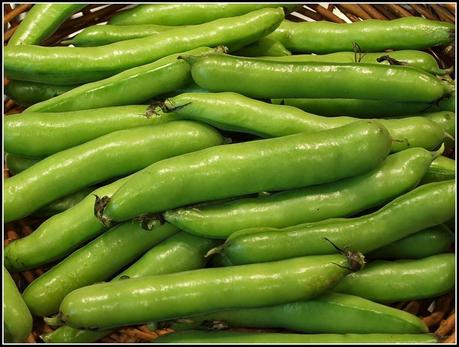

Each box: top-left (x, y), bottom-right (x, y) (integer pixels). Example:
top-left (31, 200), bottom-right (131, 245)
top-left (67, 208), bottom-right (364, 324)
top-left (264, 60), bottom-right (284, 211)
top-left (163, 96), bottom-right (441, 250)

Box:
top-left (3, 3), bottom-right (456, 344)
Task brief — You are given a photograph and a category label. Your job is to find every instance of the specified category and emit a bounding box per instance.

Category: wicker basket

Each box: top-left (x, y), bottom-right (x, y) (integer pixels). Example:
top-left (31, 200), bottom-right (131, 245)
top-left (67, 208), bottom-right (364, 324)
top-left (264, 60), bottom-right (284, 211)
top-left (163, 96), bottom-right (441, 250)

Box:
top-left (3, 3), bottom-right (456, 343)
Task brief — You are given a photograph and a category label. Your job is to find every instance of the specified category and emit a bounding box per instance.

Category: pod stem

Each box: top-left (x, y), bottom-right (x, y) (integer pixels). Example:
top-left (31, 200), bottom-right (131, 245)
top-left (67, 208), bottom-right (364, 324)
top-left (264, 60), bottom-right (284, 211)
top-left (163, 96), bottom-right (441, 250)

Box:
top-left (94, 195), bottom-right (113, 228)
top-left (376, 55), bottom-right (407, 66)
top-left (44, 314), bottom-right (64, 327)
top-left (204, 244), bottom-right (226, 258)
top-left (323, 237), bottom-right (365, 272)
top-left (134, 213), bottom-right (165, 230)
top-left (146, 99), bottom-right (191, 117)
top-left (431, 143), bottom-right (446, 160)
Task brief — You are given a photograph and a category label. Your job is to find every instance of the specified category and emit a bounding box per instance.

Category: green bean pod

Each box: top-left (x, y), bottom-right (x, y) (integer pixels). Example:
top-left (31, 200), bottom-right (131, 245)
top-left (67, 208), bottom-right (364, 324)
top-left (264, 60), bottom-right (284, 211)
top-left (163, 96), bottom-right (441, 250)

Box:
top-left (4, 177), bottom-right (127, 272)
top-left (267, 18), bottom-right (454, 53)
top-left (69, 24), bottom-right (175, 47)
top-left (156, 92), bottom-right (445, 152)
top-left (8, 4), bottom-right (85, 46)
top-left (334, 254), bottom-right (455, 303)
top-left (271, 97), bottom-right (453, 117)
top-left (23, 221), bottom-right (179, 317)
top-left (4, 267), bottom-right (33, 342)
top-left (24, 47), bottom-right (216, 113)
top-left (261, 50), bottom-right (449, 75)
top-left (421, 155), bottom-right (455, 184)
top-left (185, 53), bottom-right (451, 102)
top-left (5, 8), bottom-right (285, 85)
top-left (367, 225), bottom-right (454, 260)
top-left (5, 153), bottom-right (40, 175)
top-left (5, 80), bottom-right (77, 107)
top-left (221, 180), bottom-right (455, 265)
top-left (234, 37), bottom-right (291, 57)
top-left (154, 331), bottom-right (438, 343)
top-left (5, 105), bottom-right (176, 157)
top-left (4, 121), bottom-right (223, 222)
top-left (423, 111), bottom-right (455, 149)
top-left (41, 232), bottom-right (218, 343)
top-left (100, 121), bottom-right (392, 224)
top-left (165, 148), bottom-right (435, 239)
top-left (59, 254), bottom-right (358, 330)
top-left (162, 292), bottom-right (427, 334)
top-left (109, 4), bottom-right (294, 26)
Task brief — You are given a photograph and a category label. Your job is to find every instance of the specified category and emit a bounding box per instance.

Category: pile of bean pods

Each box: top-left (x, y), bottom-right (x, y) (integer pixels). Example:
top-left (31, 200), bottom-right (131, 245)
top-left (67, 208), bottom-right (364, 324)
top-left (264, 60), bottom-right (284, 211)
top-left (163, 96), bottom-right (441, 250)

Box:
top-left (3, 3), bottom-right (456, 344)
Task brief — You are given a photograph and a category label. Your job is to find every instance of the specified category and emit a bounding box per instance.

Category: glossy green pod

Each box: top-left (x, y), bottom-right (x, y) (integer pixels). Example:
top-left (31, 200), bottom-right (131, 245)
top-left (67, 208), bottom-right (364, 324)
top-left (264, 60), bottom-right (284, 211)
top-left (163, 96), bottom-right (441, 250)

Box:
top-left (8, 4), bottom-right (85, 46)
top-left (59, 254), bottom-right (357, 330)
top-left (25, 47), bottom-right (216, 113)
top-left (5, 153), bottom-right (40, 175)
top-left (234, 37), bottom-right (291, 57)
top-left (367, 225), bottom-right (454, 259)
top-left (4, 121), bottom-right (224, 222)
top-left (163, 292), bottom-right (427, 334)
top-left (101, 121), bottom-right (392, 224)
top-left (261, 50), bottom-right (449, 75)
top-left (5, 80), bottom-right (77, 107)
top-left (221, 180), bottom-right (455, 265)
top-left (41, 232), bottom-right (218, 343)
top-left (154, 331), bottom-right (438, 343)
top-left (267, 17), bottom-right (454, 53)
top-left (109, 4), bottom-right (294, 26)
top-left (165, 148), bottom-right (435, 239)
top-left (22, 222), bottom-right (179, 317)
top-left (4, 267), bottom-right (33, 342)
top-left (334, 253), bottom-right (455, 303)
top-left (421, 156), bottom-right (455, 184)
top-left (5, 8), bottom-right (285, 85)
top-left (5, 105), bottom-right (176, 157)
top-left (185, 54), bottom-right (451, 102)
top-left (423, 111), bottom-right (455, 149)
top-left (156, 92), bottom-right (445, 152)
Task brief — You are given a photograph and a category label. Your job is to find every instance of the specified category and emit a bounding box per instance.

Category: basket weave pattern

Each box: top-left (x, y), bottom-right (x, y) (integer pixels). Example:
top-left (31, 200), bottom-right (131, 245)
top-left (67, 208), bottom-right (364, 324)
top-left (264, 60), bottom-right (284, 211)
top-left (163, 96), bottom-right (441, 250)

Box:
top-left (3, 3), bottom-right (456, 343)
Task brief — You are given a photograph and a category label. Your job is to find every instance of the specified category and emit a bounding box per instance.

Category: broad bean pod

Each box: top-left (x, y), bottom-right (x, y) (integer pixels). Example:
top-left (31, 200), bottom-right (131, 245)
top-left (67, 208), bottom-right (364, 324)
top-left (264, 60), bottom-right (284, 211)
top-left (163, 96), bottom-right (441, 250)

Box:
top-left (5, 153), bottom-right (40, 175)
top-left (5, 80), bottom-right (77, 107)
top-left (5, 105), bottom-right (175, 157)
top-left (233, 37), bottom-right (291, 57)
top-left (423, 111), bottom-right (455, 149)
top-left (334, 253), bottom-right (455, 303)
top-left (266, 17), bottom-right (454, 53)
top-left (22, 222), bottom-right (178, 317)
top-left (4, 267), bottom-right (33, 342)
top-left (8, 4), bottom-right (85, 46)
top-left (161, 292), bottom-right (427, 334)
top-left (155, 92), bottom-right (445, 152)
top-left (109, 4), bottom-right (295, 26)
top-left (41, 232), bottom-right (218, 343)
top-left (4, 121), bottom-right (223, 222)
top-left (165, 148), bottom-right (435, 239)
top-left (24, 47), bottom-right (216, 113)
top-left (99, 121), bottom-right (392, 225)
top-left (58, 254), bottom-right (361, 330)
top-left (421, 156), bottom-right (455, 184)
top-left (367, 225), bottom-right (453, 259)
top-left (185, 54), bottom-right (452, 102)
top-left (220, 180), bottom-right (455, 265)
top-left (154, 331), bottom-right (437, 343)
top-left (4, 8), bottom-right (285, 84)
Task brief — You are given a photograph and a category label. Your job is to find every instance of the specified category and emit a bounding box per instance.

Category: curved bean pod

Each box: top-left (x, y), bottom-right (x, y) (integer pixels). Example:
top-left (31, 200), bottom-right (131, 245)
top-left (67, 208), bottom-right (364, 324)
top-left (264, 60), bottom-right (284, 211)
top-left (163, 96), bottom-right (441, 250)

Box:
top-left (109, 4), bottom-right (294, 26)
top-left (155, 92), bottom-right (445, 152)
top-left (165, 148), bottom-right (435, 239)
top-left (234, 37), bottom-right (291, 57)
top-left (8, 4), bottom-right (85, 46)
top-left (162, 292), bottom-right (427, 334)
top-left (4, 121), bottom-right (223, 222)
top-left (334, 254), bottom-right (455, 303)
top-left (41, 232), bottom-right (218, 343)
top-left (154, 331), bottom-right (437, 343)
top-left (22, 222), bottom-right (179, 317)
top-left (267, 18), bottom-right (454, 53)
top-left (221, 180), bottom-right (455, 265)
top-left (100, 121), bottom-right (392, 224)
top-left (5, 105), bottom-right (175, 157)
top-left (185, 54), bottom-right (452, 102)
top-left (421, 156), bottom-right (455, 184)
top-left (423, 111), bottom-right (455, 149)
top-left (5, 80), bottom-right (77, 107)
top-left (4, 267), bottom-right (33, 342)
top-left (367, 225), bottom-right (454, 259)
top-left (24, 47), bottom-right (216, 113)
top-left (5, 8), bottom-right (285, 84)
top-left (59, 254), bottom-right (358, 330)
top-left (261, 50), bottom-right (449, 75)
